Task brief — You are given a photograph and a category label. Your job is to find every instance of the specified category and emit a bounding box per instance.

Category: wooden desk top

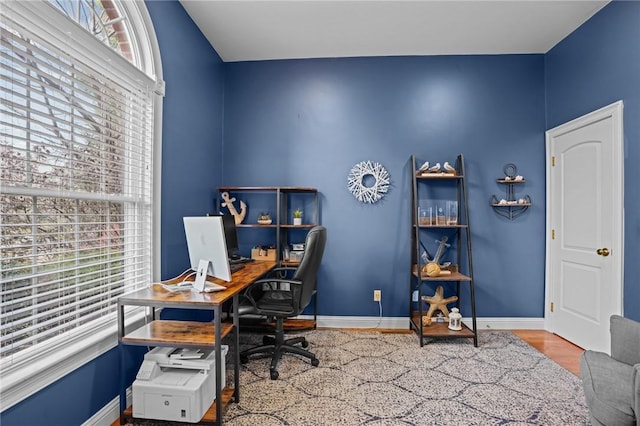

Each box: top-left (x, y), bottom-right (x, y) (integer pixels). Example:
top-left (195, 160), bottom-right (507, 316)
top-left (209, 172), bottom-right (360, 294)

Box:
top-left (118, 260), bottom-right (275, 309)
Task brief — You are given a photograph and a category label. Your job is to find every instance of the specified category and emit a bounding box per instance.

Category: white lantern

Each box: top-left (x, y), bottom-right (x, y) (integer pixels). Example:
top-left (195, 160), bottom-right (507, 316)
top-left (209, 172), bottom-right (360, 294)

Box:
top-left (448, 307), bottom-right (462, 331)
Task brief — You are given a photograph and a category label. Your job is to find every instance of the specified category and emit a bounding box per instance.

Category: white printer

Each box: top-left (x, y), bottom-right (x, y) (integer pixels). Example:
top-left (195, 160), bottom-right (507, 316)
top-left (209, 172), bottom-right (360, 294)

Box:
top-left (132, 345), bottom-right (228, 423)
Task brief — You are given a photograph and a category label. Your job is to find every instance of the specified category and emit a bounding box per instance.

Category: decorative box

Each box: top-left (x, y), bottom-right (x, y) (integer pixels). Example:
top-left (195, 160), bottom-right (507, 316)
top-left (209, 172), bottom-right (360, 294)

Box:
top-left (251, 247), bottom-right (276, 261)
top-left (289, 250), bottom-right (304, 262)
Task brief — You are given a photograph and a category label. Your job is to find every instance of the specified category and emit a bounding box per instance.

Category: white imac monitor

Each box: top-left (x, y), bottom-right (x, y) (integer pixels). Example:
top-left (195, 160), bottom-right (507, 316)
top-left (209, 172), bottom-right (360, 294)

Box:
top-left (183, 216), bottom-right (232, 283)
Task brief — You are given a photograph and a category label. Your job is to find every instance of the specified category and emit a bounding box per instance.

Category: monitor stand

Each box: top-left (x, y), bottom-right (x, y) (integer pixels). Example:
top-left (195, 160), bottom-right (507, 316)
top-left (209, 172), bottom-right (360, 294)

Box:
top-left (193, 259), bottom-right (210, 292)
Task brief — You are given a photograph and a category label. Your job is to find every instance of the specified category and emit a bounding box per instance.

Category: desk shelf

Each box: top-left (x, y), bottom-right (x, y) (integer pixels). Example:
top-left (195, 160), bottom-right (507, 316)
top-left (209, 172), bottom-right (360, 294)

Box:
top-left (121, 388), bottom-right (235, 426)
top-left (121, 320), bottom-right (233, 347)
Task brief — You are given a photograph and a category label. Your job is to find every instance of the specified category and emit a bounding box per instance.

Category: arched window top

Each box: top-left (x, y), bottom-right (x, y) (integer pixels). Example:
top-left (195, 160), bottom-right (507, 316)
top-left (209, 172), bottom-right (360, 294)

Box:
top-left (50, 0), bottom-right (134, 61)
top-left (47, 0), bottom-right (161, 83)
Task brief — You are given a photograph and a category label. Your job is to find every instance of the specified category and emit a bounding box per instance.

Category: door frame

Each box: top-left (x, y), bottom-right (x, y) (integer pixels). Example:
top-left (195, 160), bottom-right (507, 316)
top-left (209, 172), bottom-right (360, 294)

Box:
top-left (544, 100), bottom-right (624, 333)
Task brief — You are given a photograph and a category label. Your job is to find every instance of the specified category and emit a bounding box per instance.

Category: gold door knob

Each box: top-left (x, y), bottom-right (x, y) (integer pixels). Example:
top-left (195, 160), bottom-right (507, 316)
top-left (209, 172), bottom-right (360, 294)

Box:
top-left (596, 248), bottom-right (610, 257)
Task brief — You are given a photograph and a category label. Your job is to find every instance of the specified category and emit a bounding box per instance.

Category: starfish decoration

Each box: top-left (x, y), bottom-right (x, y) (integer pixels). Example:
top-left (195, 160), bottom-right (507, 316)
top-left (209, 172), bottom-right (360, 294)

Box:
top-left (421, 285), bottom-right (458, 320)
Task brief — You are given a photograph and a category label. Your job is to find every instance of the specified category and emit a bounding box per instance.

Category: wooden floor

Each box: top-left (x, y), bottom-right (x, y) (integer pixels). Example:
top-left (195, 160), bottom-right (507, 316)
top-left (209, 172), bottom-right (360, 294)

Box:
top-left (513, 329), bottom-right (584, 376)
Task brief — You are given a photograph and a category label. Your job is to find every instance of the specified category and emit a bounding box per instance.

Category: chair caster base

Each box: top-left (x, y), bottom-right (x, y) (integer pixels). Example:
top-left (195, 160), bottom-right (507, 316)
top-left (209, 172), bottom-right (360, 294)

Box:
top-left (270, 369), bottom-right (279, 380)
top-left (311, 358), bottom-right (319, 367)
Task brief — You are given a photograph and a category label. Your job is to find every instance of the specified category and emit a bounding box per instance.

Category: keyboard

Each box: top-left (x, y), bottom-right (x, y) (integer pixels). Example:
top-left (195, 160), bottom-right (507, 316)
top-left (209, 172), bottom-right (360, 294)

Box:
top-left (230, 263), bottom-right (245, 273)
top-left (229, 256), bottom-right (254, 265)
top-left (162, 281), bottom-right (227, 293)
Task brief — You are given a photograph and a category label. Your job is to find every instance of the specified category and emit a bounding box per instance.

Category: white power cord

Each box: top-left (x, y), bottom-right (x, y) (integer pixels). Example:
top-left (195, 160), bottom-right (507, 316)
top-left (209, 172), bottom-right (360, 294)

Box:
top-left (364, 300), bottom-right (383, 329)
top-left (375, 299), bottom-right (383, 328)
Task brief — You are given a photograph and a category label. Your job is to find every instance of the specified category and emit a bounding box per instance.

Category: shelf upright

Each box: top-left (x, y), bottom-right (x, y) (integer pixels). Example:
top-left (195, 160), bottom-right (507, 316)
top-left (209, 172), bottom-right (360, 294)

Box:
top-left (216, 186), bottom-right (320, 329)
top-left (409, 154), bottom-right (477, 347)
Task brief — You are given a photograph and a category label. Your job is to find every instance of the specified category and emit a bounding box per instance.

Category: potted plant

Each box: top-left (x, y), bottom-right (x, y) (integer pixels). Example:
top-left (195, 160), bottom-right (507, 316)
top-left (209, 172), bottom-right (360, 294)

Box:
top-left (293, 209), bottom-right (303, 225)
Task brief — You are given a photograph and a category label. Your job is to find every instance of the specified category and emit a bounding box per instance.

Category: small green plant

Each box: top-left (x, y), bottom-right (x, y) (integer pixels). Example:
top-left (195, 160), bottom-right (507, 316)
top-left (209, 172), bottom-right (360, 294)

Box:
top-left (293, 209), bottom-right (303, 218)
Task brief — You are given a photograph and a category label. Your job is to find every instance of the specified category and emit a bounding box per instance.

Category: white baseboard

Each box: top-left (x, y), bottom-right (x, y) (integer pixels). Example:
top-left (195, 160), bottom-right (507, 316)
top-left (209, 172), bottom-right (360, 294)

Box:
top-left (82, 388), bottom-right (131, 426)
top-left (89, 315), bottom-right (545, 425)
top-left (297, 315), bottom-right (409, 329)
top-left (297, 315), bottom-right (545, 330)
top-left (473, 317), bottom-right (545, 330)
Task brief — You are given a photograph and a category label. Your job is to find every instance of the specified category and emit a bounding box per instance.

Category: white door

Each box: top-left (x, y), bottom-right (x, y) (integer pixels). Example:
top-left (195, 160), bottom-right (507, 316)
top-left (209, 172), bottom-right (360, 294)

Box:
top-left (545, 101), bottom-right (624, 354)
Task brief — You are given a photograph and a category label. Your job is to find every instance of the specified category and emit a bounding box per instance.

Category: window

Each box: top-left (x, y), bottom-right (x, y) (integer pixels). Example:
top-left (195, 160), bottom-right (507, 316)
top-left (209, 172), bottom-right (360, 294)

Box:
top-left (0, 0), bottom-right (163, 409)
top-left (49, 0), bottom-right (135, 63)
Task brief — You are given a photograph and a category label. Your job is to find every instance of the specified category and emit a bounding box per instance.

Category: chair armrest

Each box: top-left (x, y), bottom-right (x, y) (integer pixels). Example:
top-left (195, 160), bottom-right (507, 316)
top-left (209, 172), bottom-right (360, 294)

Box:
top-left (610, 315), bottom-right (640, 366)
top-left (263, 266), bottom-right (298, 277)
top-left (242, 278), bottom-right (303, 315)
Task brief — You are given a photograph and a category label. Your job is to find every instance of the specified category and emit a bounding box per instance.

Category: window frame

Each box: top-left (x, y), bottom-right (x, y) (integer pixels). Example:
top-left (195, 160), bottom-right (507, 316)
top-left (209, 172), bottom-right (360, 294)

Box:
top-left (0, 0), bottom-right (163, 410)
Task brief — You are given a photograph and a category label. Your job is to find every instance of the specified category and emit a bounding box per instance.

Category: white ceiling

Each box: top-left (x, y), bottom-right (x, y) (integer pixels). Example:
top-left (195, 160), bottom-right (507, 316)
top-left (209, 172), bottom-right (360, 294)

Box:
top-left (179, 1), bottom-right (610, 62)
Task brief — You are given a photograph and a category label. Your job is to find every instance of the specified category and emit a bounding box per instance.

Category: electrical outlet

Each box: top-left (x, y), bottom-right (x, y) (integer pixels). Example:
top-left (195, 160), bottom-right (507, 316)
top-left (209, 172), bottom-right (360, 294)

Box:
top-left (373, 290), bottom-right (381, 302)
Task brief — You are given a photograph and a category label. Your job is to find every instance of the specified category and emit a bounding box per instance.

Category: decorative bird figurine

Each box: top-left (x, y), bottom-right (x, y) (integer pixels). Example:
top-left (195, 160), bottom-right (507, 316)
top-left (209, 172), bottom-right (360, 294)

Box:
top-left (443, 161), bottom-right (456, 173)
top-left (427, 162), bottom-right (441, 172)
top-left (418, 161), bottom-right (430, 172)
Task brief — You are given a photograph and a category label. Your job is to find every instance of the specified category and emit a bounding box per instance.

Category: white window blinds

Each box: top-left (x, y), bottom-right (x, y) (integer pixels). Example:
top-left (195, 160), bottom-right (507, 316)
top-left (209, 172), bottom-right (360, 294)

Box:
top-left (0, 7), bottom-right (153, 365)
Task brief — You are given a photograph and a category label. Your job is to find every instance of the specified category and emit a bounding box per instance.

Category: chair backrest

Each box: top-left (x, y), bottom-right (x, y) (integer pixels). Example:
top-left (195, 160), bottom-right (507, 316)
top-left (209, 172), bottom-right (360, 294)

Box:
top-left (292, 226), bottom-right (327, 313)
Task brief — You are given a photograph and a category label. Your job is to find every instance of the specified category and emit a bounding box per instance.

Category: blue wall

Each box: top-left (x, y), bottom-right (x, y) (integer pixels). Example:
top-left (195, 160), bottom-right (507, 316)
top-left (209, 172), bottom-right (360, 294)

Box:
top-left (545, 0), bottom-right (640, 320)
top-left (152, 4), bottom-right (226, 280)
top-left (223, 55), bottom-right (546, 318)
top-left (0, 1), bottom-right (225, 424)
top-left (0, 346), bottom-right (146, 426)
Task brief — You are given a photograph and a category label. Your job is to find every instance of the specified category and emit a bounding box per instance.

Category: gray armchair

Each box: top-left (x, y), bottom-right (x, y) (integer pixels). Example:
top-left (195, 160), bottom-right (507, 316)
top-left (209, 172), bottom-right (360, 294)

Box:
top-left (580, 314), bottom-right (640, 426)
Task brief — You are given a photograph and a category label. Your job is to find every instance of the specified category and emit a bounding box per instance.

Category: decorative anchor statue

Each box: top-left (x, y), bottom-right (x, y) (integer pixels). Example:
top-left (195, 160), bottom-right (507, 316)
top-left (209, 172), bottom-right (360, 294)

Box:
top-left (220, 192), bottom-right (247, 225)
top-left (421, 236), bottom-right (451, 277)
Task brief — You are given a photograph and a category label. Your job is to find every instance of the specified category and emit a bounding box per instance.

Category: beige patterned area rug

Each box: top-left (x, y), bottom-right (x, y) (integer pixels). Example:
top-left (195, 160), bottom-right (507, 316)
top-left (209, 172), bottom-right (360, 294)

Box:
top-left (223, 329), bottom-right (588, 426)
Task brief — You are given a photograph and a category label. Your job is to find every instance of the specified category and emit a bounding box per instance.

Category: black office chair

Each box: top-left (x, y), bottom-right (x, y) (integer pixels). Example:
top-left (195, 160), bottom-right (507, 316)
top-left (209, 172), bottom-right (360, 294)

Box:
top-left (238, 226), bottom-right (326, 379)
